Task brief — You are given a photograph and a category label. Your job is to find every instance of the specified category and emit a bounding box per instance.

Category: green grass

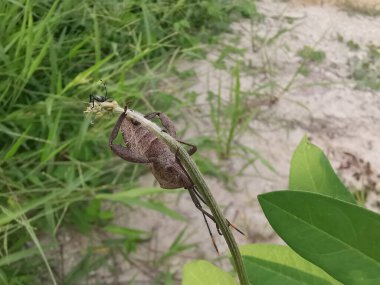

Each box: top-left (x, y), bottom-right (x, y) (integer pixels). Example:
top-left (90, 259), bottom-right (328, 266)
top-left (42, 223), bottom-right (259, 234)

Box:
top-left (206, 64), bottom-right (276, 180)
top-left (297, 45), bottom-right (326, 63)
top-left (350, 44), bottom-right (380, 91)
top-left (0, 0), bottom-right (258, 284)
top-left (347, 40), bottom-right (360, 51)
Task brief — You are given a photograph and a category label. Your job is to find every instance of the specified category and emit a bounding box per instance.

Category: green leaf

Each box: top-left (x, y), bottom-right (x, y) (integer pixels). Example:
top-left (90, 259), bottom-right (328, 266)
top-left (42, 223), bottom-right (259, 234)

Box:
top-left (127, 199), bottom-right (186, 221)
top-left (289, 136), bottom-right (356, 204)
top-left (96, 187), bottom-right (164, 200)
top-left (159, 228), bottom-right (195, 264)
top-left (63, 251), bottom-right (109, 285)
top-left (0, 247), bottom-right (40, 267)
top-left (3, 125), bottom-right (31, 161)
top-left (240, 244), bottom-right (341, 285)
top-left (182, 260), bottom-right (238, 285)
top-left (0, 189), bottom-right (66, 226)
top-left (104, 225), bottom-right (149, 239)
top-left (97, 188), bottom-right (185, 221)
top-left (258, 191), bottom-right (380, 285)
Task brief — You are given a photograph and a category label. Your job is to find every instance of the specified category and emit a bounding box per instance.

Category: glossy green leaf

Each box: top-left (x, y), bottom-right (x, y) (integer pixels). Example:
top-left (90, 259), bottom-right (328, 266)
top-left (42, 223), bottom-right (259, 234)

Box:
top-left (182, 260), bottom-right (238, 285)
top-left (289, 136), bottom-right (355, 204)
top-left (240, 244), bottom-right (341, 285)
top-left (258, 191), bottom-right (380, 285)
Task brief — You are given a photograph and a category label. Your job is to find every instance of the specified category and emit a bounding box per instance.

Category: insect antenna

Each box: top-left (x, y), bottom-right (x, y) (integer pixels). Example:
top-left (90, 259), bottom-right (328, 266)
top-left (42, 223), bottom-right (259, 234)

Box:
top-left (174, 147), bottom-right (244, 252)
top-left (188, 187), bottom-right (219, 254)
top-left (99, 79), bottom-right (108, 99)
top-left (192, 187), bottom-right (245, 236)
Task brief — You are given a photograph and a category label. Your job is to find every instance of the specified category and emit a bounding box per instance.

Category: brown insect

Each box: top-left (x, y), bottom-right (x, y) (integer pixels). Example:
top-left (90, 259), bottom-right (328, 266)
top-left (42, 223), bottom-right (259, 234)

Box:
top-left (109, 105), bottom-right (244, 253)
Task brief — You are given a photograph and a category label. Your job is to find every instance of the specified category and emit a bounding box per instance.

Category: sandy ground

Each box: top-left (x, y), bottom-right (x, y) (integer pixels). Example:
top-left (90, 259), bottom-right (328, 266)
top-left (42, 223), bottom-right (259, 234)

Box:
top-left (61, 0), bottom-right (380, 284)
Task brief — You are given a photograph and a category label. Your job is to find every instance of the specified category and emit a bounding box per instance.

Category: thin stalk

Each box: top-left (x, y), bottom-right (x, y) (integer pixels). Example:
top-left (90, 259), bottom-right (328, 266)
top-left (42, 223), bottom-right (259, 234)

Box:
top-left (226, 66), bottom-right (240, 157)
top-left (86, 102), bottom-right (250, 285)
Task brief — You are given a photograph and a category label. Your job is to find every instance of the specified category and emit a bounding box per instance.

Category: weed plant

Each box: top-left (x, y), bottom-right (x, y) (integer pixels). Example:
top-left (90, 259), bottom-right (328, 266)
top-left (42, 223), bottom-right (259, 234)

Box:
top-left (206, 65), bottom-right (275, 180)
top-left (350, 44), bottom-right (380, 91)
top-left (0, 0), bottom-right (257, 284)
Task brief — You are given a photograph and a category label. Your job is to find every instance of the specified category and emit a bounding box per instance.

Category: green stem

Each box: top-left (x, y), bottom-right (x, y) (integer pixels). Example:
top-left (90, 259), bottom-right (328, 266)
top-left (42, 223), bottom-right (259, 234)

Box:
top-left (104, 103), bottom-right (249, 285)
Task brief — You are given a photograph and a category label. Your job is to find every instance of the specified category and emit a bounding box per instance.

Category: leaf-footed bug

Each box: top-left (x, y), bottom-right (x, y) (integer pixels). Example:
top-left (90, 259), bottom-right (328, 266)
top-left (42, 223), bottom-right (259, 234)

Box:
top-left (109, 104), bottom-right (244, 253)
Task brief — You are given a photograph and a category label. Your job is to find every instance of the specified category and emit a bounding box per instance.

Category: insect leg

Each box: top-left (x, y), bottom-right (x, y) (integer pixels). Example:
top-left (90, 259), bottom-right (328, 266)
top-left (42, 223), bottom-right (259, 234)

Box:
top-left (144, 112), bottom-right (177, 137)
top-left (89, 95), bottom-right (95, 108)
top-left (176, 139), bottom-right (197, 156)
top-left (174, 148), bottom-right (245, 236)
top-left (144, 112), bottom-right (196, 154)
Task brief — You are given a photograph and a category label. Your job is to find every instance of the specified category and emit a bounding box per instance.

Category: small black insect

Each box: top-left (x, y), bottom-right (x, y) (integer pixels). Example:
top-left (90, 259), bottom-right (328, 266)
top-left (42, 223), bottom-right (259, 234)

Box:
top-left (89, 80), bottom-right (113, 108)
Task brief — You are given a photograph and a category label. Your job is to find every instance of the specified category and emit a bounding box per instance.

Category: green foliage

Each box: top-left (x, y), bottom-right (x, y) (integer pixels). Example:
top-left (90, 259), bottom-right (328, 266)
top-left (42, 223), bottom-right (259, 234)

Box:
top-left (240, 244), bottom-right (341, 285)
top-left (66, 199), bottom-right (113, 233)
top-left (259, 191), bottom-right (380, 285)
top-left (0, 0), bottom-right (259, 283)
top-left (336, 33), bottom-right (344, 42)
top-left (213, 44), bottom-right (247, 69)
top-left (156, 228), bottom-right (195, 265)
top-left (192, 152), bottom-right (230, 182)
top-left (62, 251), bottom-right (110, 285)
top-left (298, 65), bottom-right (311, 77)
top-left (98, 187), bottom-right (186, 221)
top-left (347, 40), bottom-right (360, 51)
top-left (206, 65), bottom-right (276, 182)
top-left (184, 137), bottom-right (380, 285)
top-left (103, 225), bottom-right (151, 254)
top-left (207, 66), bottom-right (242, 159)
top-left (297, 45), bottom-right (326, 63)
top-left (289, 136), bottom-right (356, 203)
top-left (350, 44), bottom-right (380, 91)
top-left (183, 260), bottom-right (238, 285)
top-left (206, 65), bottom-right (245, 159)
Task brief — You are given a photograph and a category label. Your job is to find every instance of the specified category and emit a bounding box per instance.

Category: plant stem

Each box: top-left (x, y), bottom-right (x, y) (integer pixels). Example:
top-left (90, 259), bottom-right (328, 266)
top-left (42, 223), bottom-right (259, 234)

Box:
top-left (91, 102), bottom-right (250, 285)
top-left (226, 65), bottom-right (241, 157)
